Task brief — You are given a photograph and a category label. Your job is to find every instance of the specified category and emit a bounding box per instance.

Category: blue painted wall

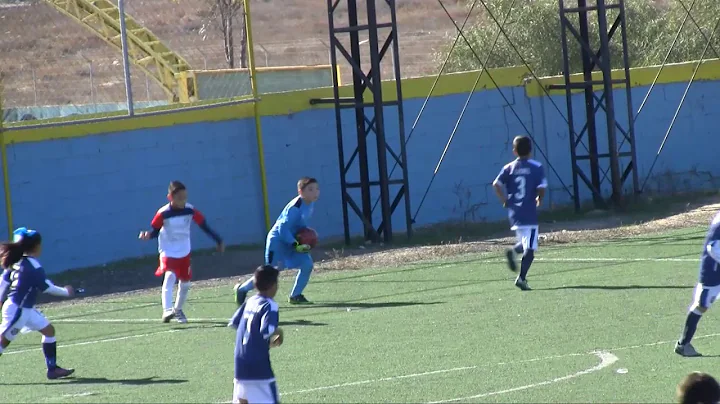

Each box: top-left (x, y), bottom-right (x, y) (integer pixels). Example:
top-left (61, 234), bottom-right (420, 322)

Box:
top-left (8, 78), bottom-right (720, 273)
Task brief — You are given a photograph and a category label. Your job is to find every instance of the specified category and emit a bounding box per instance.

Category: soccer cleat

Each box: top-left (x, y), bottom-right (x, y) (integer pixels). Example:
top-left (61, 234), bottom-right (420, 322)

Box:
top-left (288, 294), bottom-right (312, 305)
top-left (514, 277), bottom-right (532, 291)
top-left (162, 309), bottom-right (176, 323)
top-left (505, 249), bottom-right (518, 272)
top-left (47, 366), bottom-right (75, 380)
top-left (175, 309), bottom-right (188, 324)
top-left (234, 284), bottom-right (247, 306)
top-left (675, 342), bottom-right (702, 357)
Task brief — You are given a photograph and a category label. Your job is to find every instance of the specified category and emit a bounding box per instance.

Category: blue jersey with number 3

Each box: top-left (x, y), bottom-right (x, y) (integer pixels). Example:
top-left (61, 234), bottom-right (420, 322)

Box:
top-left (493, 158), bottom-right (548, 228)
top-left (231, 294), bottom-right (279, 380)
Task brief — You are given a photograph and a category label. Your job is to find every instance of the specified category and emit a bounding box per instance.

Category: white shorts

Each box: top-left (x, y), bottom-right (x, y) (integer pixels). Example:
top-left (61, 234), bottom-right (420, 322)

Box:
top-left (512, 225), bottom-right (539, 251)
top-left (0, 302), bottom-right (50, 342)
top-left (692, 283), bottom-right (720, 309)
top-left (233, 379), bottom-right (279, 404)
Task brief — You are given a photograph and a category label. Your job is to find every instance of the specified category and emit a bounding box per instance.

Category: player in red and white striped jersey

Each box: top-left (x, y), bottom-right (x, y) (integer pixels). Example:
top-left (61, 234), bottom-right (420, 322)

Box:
top-left (139, 181), bottom-right (224, 323)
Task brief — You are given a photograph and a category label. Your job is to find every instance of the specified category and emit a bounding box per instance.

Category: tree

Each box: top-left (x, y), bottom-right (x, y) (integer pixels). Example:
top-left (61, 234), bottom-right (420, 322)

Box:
top-left (200, 0), bottom-right (248, 68)
top-left (437, 0), bottom-right (720, 76)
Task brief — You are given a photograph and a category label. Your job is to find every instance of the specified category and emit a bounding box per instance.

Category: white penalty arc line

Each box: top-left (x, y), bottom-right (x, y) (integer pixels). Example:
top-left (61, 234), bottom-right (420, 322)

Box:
top-left (427, 351), bottom-right (618, 403)
top-left (281, 332), bottom-right (720, 397)
top-left (280, 351), bottom-right (614, 398)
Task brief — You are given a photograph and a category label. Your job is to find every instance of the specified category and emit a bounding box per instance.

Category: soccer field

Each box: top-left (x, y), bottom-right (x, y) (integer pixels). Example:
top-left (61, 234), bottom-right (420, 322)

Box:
top-left (0, 226), bottom-right (717, 403)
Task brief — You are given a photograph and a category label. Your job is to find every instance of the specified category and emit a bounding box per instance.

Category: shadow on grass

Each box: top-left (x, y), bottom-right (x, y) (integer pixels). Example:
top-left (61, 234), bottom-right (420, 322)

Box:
top-left (310, 301), bottom-right (444, 310)
top-left (279, 319), bottom-right (328, 327)
top-left (1, 376), bottom-right (188, 386)
top-left (538, 285), bottom-right (694, 291)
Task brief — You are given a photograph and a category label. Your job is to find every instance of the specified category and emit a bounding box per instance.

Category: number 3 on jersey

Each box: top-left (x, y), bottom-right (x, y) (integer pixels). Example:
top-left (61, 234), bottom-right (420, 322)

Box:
top-left (514, 176), bottom-right (526, 202)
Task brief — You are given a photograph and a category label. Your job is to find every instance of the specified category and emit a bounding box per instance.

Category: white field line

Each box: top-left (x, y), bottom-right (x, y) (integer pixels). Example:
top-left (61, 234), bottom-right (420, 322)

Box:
top-left (47, 302), bottom-right (158, 319)
top-left (514, 257), bottom-right (696, 263)
top-left (5, 329), bottom-right (181, 356)
top-left (51, 317), bottom-right (229, 324)
top-left (427, 351), bottom-right (619, 403)
top-left (280, 332), bottom-right (720, 397)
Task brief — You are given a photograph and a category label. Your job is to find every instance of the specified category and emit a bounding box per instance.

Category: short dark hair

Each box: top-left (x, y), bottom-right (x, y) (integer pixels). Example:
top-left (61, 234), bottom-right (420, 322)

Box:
top-left (677, 372), bottom-right (720, 404)
top-left (254, 265), bottom-right (279, 292)
top-left (0, 230), bottom-right (42, 269)
top-left (168, 181), bottom-right (186, 196)
top-left (297, 177), bottom-right (318, 191)
top-left (513, 136), bottom-right (532, 157)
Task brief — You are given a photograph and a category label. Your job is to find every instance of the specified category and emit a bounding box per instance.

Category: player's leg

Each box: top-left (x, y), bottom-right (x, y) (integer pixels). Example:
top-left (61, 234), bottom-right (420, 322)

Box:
top-left (505, 229), bottom-right (524, 272)
top-left (172, 255), bottom-right (193, 324)
top-left (156, 255), bottom-right (179, 322)
top-left (31, 311), bottom-right (74, 379)
top-left (161, 271), bottom-right (177, 322)
top-left (288, 252), bottom-right (314, 304)
top-left (0, 303), bottom-right (29, 356)
top-left (235, 238), bottom-right (281, 305)
top-left (514, 226), bottom-right (538, 291)
top-left (675, 284), bottom-right (719, 357)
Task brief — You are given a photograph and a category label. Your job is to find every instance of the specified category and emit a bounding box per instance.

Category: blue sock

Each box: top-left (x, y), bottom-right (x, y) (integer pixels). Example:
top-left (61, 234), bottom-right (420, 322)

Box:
top-left (42, 339), bottom-right (57, 370)
top-left (679, 311), bottom-right (702, 345)
top-left (238, 277), bottom-right (254, 293)
top-left (519, 250), bottom-right (535, 281)
top-left (513, 243), bottom-right (523, 254)
top-left (290, 264), bottom-right (313, 297)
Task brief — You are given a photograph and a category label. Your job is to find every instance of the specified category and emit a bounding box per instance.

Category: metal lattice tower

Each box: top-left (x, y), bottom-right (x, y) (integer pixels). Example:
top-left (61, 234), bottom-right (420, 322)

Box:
top-left (311, 0), bottom-right (412, 244)
top-left (553, 0), bottom-right (640, 210)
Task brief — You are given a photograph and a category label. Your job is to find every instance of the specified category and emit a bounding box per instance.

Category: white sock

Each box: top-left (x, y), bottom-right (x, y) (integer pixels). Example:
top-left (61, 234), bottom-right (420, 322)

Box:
top-left (162, 272), bottom-right (177, 312)
top-left (41, 335), bottom-right (56, 343)
top-left (175, 281), bottom-right (190, 311)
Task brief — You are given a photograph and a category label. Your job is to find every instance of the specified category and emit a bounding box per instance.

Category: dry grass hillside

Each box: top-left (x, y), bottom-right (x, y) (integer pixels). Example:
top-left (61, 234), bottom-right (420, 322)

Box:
top-left (0, 0), bottom-right (470, 107)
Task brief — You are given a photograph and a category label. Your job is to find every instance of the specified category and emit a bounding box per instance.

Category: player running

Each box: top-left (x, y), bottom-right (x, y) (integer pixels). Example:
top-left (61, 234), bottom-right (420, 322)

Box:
top-left (675, 210), bottom-right (720, 357)
top-left (0, 227), bottom-right (76, 379)
top-left (229, 265), bottom-right (283, 404)
top-left (139, 181), bottom-right (224, 323)
top-left (492, 135), bottom-right (548, 291)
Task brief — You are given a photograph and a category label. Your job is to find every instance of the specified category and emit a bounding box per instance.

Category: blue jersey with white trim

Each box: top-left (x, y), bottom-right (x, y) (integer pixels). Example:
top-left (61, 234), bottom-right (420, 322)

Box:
top-left (269, 196), bottom-right (314, 246)
top-left (231, 294), bottom-right (279, 380)
top-left (493, 158), bottom-right (547, 228)
top-left (4, 256), bottom-right (50, 308)
top-left (699, 211), bottom-right (720, 287)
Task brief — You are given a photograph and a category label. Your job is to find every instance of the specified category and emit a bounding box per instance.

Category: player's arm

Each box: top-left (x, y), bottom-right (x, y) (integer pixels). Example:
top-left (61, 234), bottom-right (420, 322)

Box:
top-left (492, 166), bottom-right (509, 207)
top-left (192, 209), bottom-right (224, 251)
top-left (259, 303), bottom-right (281, 345)
top-left (706, 239), bottom-right (720, 263)
top-left (139, 212), bottom-right (163, 240)
top-left (536, 166), bottom-right (548, 206)
top-left (278, 208), bottom-right (310, 252)
top-left (37, 269), bottom-right (74, 298)
top-left (0, 269), bottom-right (10, 301)
top-left (228, 303), bottom-right (246, 329)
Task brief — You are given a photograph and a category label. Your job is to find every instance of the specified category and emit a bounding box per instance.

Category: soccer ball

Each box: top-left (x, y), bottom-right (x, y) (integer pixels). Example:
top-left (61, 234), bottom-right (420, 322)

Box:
top-left (270, 327), bottom-right (284, 348)
top-left (296, 227), bottom-right (318, 248)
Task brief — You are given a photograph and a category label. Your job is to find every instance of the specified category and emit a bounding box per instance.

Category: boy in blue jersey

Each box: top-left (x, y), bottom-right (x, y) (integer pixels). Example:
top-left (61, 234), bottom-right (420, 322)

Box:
top-left (675, 211), bottom-right (720, 357)
top-left (492, 136), bottom-right (548, 291)
top-left (229, 265), bottom-right (283, 404)
top-left (234, 177), bottom-right (320, 305)
top-left (0, 227), bottom-right (76, 379)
